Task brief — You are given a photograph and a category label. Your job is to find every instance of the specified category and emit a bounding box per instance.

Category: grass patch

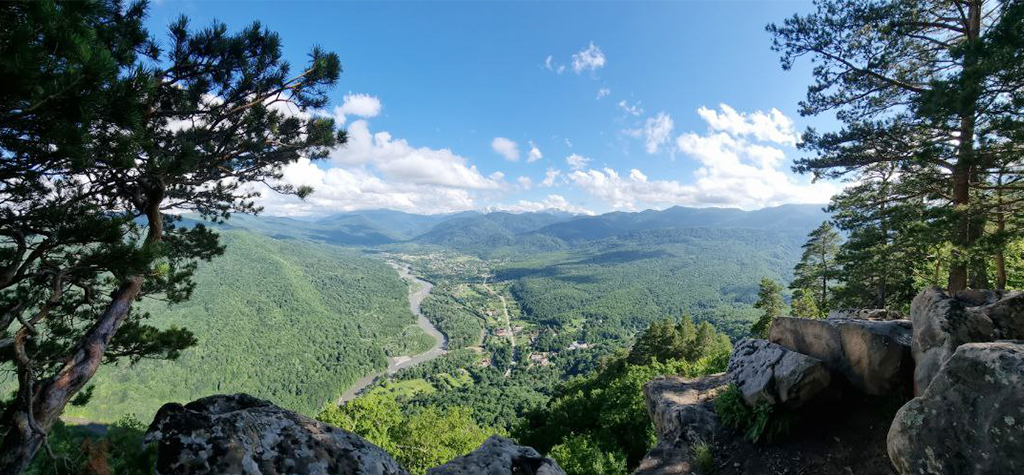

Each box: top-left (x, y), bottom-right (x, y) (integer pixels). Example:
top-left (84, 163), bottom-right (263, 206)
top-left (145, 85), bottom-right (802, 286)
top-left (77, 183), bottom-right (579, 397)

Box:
top-left (713, 384), bottom-right (794, 443)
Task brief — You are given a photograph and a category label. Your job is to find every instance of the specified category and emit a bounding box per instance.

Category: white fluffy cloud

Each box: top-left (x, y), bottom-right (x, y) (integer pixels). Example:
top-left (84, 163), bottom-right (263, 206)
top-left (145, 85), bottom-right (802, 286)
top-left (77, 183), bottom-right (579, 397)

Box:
top-left (596, 87), bottom-right (611, 99)
top-left (643, 112), bottom-right (674, 154)
top-left (565, 154), bottom-right (591, 170)
top-left (572, 42), bottom-right (606, 74)
top-left (331, 120), bottom-right (501, 190)
top-left (255, 158), bottom-right (480, 216)
top-left (567, 104), bottom-right (835, 210)
top-left (491, 137), bottom-right (520, 161)
top-left (333, 93), bottom-right (382, 125)
top-left (696, 103), bottom-right (797, 146)
top-left (254, 110), bottom-right (510, 215)
top-left (527, 141), bottom-right (543, 163)
top-left (495, 194), bottom-right (594, 215)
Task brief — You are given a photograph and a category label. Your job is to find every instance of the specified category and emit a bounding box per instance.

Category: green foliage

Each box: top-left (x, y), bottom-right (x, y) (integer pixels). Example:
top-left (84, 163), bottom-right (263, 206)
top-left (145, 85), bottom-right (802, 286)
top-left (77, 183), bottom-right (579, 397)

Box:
top-left (420, 287), bottom-right (484, 349)
top-left (790, 290), bottom-right (822, 319)
top-left (790, 222), bottom-right (841, 311)
top-left (713, 385), bottom-right (792, 443)
top-left (518, 322), bottom-right (732, 471)
top-left (693, 440), bottom-right (715, 474)
top-left (317, 393), bottom-right (495, 475)
top-left (628, 316), bottom-right (731, 366)
top-left (59, 231), bottom-right (426, 421)
top-left (549, 433), bottom-right (628, 475)
top-left (24, 415), bottom-right (155, 475)
top-left (502, 228), bottom-right (806, 341)
top-left (1, 1), bottom-right (346, 468)
top-left (770, 0), bottom-right (1024, 291)
top-left (750, 278), bottom-right (785, 338)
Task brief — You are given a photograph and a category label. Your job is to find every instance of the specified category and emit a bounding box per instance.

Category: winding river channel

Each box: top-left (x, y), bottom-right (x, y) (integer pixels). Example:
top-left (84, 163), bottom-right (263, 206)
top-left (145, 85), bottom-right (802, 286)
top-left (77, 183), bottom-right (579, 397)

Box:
top-left (336, 264), bottom-right (447, 403)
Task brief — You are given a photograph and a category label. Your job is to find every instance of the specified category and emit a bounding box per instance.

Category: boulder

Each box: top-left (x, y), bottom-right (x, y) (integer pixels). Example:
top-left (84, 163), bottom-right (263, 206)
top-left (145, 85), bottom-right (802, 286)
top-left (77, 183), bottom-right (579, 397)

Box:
top-left (726, 339), bottom-right (831, 408)
top-left (770, 317), bottom-right (912, 395)
top-left (887, 341), bottom-right (1024, 475)
top-left (145, 393), bottom-right (409, 475)
top-left (634, 374), bottom-right (729, 475)
top-left (425, 436), bottom-right (565, 475)
top-left (910, 287), bottom-right (995, 394)
top-left (975, 291), bottom-right (1024, 340)
top-left (827, 308), bottom-right (904, 321)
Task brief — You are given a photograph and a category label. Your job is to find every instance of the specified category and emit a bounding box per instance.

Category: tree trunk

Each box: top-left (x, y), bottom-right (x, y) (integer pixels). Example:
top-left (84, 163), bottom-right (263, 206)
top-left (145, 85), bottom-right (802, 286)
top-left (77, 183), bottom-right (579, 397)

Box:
top-left (0, 276), bottom-right (145, 474)
top-left (948, 0), bottom-right (983, 292)
top-left (0, 188), bottom-right (162, 474)
top-left (949, 164), bottom-right (972, 292)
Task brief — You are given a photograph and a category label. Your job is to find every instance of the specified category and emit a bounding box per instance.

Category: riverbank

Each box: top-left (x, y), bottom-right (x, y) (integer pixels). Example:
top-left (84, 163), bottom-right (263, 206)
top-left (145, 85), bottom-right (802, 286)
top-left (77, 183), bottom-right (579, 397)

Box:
top-left (336, 263), bottom-right (447, 403)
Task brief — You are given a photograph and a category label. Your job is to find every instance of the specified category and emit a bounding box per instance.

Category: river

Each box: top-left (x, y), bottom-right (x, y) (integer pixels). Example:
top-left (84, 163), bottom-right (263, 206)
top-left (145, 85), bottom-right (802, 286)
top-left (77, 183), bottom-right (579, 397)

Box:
top-left (336, 263), bottom-right (447, 403)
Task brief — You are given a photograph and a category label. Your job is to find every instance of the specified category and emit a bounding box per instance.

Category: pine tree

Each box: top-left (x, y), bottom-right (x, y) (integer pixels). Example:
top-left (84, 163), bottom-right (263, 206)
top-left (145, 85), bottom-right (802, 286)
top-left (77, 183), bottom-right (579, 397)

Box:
top-left (750, 278), bottom-right (785, 339)
top-left (791, 222), bottom-right (841, 312)
top-left (0, 2), bottom-right (345, 471)
top-left (791, 290), bottom-right (822, 319)
top-left (770, 0), bottom-right (1024, 291)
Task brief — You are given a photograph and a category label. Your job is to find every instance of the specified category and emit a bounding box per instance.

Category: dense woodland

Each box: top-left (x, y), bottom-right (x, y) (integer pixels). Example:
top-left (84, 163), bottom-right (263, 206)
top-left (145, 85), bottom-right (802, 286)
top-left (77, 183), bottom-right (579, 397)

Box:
top-left (51, 231), bottom-right (431, 421)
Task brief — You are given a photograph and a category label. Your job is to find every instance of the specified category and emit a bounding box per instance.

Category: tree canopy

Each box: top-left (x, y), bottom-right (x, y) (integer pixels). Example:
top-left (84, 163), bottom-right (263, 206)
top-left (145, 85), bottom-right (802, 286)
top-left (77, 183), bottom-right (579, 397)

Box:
top-left (0, 1), bottom-right (344, 471)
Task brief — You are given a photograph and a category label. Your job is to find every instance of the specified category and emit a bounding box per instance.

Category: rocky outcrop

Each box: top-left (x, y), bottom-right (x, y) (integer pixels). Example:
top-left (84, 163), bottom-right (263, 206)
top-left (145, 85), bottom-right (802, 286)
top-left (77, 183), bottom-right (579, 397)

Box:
top-left (770, 316), bottom-right (912, 395)
top-left (727, 339), bottom-right (831, 408)
top-left (910, 287), bottom-right (997, 394)
top-left (426, 436), bottom-right (565, 475)
top-left (827, 308), bottom-right (904, 321)
top-left (634, 374), bottom-right (729, 475)
top-left (145, 393), bottom-right (410, 475)
top-left (888, 341), bottom-right (1024, 475)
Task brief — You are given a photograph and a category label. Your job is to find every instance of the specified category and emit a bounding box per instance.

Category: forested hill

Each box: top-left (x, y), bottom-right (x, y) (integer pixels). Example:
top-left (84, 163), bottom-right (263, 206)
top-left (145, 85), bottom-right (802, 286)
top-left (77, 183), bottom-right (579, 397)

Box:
top-left (216, 204), bottom-right (828, 253)
top-left (62, 230), bottom-right (434, 422)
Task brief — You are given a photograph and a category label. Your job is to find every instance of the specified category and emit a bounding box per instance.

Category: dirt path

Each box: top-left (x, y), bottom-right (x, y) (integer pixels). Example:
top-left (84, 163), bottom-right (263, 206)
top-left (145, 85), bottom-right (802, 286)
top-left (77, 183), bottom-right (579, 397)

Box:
top-left (336, 264), bottom-right (446, 403)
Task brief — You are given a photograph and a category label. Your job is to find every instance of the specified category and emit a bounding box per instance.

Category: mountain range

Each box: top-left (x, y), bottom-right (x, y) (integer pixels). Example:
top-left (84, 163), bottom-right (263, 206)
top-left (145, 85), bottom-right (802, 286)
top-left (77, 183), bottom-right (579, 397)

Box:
top-left (211, 204), bottom-right (829, 253)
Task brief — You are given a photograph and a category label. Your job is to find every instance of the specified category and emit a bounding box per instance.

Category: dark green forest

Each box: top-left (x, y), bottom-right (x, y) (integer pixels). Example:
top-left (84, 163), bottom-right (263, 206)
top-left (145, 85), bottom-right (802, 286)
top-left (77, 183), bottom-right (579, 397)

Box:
top-left (57, 231), bottom-right (432, 421)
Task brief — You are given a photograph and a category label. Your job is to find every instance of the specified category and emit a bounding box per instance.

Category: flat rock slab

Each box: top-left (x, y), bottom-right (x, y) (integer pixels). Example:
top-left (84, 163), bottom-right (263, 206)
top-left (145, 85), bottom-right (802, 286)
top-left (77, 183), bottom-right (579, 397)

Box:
top-left (727, 339), bottom-right (831, 408)
top-left (770, 316), bottom-right (912, 395)
top-left (888, 341), bottom-right (1024, 475)
top-left (145, 393), bottom-right (410, 475)
top-left (425, 436), bottom-right (565, 475)
top-left (634, 374), bottom-right (729, 475)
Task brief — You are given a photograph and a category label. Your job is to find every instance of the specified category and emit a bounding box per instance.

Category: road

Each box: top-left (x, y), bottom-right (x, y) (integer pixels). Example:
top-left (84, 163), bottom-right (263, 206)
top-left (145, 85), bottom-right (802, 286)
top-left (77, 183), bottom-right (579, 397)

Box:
top-left (481, 278), bottom-right (515, 347)
top-left (337, 264), bottom-right (447, 403)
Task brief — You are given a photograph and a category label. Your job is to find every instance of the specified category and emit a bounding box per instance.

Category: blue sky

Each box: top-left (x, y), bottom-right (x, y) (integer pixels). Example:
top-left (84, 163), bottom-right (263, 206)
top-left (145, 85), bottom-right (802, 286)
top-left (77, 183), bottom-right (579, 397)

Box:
top-left (146, 1), bottom-right (838, 216)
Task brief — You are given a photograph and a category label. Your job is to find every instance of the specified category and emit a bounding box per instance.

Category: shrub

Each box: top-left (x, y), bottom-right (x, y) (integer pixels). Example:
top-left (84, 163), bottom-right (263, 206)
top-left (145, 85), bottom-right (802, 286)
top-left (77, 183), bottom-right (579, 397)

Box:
top-left (692, 440), bottom-right (715, 474)
top-left (713, 385), bottom-right (793, 443)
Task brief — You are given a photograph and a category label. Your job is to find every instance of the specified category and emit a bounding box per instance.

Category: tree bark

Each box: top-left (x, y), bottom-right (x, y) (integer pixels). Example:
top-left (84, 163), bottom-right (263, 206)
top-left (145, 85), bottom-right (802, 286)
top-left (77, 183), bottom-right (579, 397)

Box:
top-left (0, 187), bottom-right (163, 474)
top-left (947, 0), bottom-right (983, 292)
top-left (0, 276), bottom-right (145, 474)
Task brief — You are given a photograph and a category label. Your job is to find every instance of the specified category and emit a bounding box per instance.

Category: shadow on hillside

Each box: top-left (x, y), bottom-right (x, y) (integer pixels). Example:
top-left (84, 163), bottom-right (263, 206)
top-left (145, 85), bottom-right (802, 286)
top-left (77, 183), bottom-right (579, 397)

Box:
top-left (571, 249), bottom-right (674, 266)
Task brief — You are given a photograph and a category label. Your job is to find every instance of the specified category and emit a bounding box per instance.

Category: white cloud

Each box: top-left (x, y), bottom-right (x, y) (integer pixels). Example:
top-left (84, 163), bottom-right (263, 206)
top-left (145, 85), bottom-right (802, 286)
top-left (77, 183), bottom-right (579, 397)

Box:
top-left (696, 103), bottom-right (798, 146)
top-left (643, 112), bottom-right (674, 154)
top-left (331, 120), bottom-right (501, 190)
top-left (517, 176), bottom-right (534, 189)
top-left (495, 194), bottom-right (594, 215)
top-left (255, 158), bottom-right (480, 216)
top-left (541, 168), bottom-right (562, 187)
top-left (566, 154), bottom-right (591, 170)
top-left (333, 93), bottom-right (382, 125)
top-left (491, 137), bottom-right (521, 161)
top-left (527, 141), bottom-right (543, 163)
top-left (572, 42), bottom-right (606, 74)
top-left (566, 105), bottom-right (836, 210)
top-left (596, 87), bottom-right (611, 99)
top-left (618, 100), bottom-right (643, 116)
